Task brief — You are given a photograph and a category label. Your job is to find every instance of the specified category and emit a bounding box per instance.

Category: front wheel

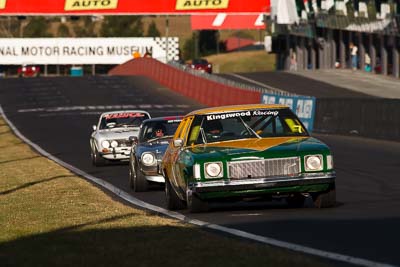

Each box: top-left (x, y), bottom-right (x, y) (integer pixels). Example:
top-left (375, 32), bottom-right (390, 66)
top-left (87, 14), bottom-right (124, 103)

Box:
top-left (312, 188), bottom-right (336, 208)
top-left (286, 193), bottom-right (305, 208)
top-left (91, 147), bottom-right (105, 166)
top-left (165, 179), bottom-right (185, 210)
top-left (187, 192), bottom-right (209, 213)
top-left (128, 163), bottom-right (135, 189)
top-left (133, 162), bottom-right (149, 192)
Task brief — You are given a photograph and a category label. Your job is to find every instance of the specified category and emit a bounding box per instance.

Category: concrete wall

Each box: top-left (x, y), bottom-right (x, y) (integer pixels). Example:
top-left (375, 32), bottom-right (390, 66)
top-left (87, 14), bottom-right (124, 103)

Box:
top-left (315, 98), bottom-right (400, 141)
top-left (109, 58), bottom-right (261, 107)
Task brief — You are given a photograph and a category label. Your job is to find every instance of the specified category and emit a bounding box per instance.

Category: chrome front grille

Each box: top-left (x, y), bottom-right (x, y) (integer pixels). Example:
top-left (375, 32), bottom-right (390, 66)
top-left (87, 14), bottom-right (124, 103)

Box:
top-left (228, 157), bottom-right (300, 179)
top-left (228, 160), bottom-right (265, 179)
top-left (116, 139), bottom-right (132, 147)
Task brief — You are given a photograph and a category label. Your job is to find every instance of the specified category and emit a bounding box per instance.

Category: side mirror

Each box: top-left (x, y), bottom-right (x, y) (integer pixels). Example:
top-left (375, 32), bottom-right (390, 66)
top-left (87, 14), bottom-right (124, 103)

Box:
top-left (173, 138), bottom-right (184, 148)
top-left (129, 136), bottom-right (138, 145)
top-left (92, 125), bottom-right (97, 131)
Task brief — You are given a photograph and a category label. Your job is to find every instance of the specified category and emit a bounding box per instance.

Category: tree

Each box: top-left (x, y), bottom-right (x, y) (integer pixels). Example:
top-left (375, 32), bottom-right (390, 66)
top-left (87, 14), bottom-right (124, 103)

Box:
top-left (0, 17), bottom-right (21, 37)
top-left (183, 30), bottom-right (226, 60)
top-left (23, 17), bottom-right (53, 37)
top-left (198, 30), bottom-right (218, 56)
top-left (57, 24), bottom-right (70, 37)
top-left (146, 20), bottom-right (161, 37)
top-left (100, 16), bottom-right (144, 37)
top-left (73, 17), bottom-right (97, 37)
top-left (182, 35), bottom-right (195, 60)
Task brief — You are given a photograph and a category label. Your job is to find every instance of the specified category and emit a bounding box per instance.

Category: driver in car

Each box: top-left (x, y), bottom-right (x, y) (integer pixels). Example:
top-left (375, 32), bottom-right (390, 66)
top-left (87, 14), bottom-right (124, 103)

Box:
top-left (204, 120), bottom-right (223, 139)
top-left (153, 124), bottom-right (166, 138)
top-left (155, 128), bottom-right (164, 137)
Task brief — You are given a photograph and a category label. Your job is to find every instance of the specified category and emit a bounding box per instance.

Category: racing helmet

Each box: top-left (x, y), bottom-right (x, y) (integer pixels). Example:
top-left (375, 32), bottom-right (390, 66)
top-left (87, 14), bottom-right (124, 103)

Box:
top-left (203, 120), bottom-right (223, 135)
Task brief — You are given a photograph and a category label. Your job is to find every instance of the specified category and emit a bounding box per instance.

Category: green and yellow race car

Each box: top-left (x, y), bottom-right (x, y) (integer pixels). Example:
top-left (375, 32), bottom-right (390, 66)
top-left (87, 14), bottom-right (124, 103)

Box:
top-left (161, 104), bottom-right (336, 212)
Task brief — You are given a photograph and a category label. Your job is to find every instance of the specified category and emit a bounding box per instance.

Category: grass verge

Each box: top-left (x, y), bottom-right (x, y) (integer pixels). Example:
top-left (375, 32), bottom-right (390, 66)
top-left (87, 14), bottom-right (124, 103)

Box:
top-left (0, 117), bottom-right (334, 267)
top-left (205, 50), bottom-right (276, 73)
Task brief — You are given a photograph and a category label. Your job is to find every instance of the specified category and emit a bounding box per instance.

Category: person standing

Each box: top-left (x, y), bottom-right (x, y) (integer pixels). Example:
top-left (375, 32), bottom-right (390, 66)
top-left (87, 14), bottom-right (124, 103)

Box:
top-left (290, 51), bottom-right (298, 71)
top-left (365, 53), bottom-right (371, 72)
top-left (350, 42), bottom-right (358, 70)
top-left (132, 50), bottom-right (141, 59)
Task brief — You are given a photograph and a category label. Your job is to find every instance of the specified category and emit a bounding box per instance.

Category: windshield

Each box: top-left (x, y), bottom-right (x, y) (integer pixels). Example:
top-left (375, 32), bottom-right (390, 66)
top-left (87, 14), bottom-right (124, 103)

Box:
top-left (187, 108), bottom-right (309, 145)
top-left (192, 59), bottom-right (208, 65)
top-left (139, 119), bottom-right (182, 142)
top-left (99, 112), bottom-right (150, 130)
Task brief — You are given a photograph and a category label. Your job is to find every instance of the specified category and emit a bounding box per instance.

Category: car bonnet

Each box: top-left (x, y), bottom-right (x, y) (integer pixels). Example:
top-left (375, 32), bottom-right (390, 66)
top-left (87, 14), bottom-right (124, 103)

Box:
top-left (98, 127), bottom-right (140, 139)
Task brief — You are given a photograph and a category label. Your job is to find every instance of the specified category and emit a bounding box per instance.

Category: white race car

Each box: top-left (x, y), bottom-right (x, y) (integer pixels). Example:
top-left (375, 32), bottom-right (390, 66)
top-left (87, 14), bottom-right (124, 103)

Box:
top-left (90, 110), bottom-right (151, 166)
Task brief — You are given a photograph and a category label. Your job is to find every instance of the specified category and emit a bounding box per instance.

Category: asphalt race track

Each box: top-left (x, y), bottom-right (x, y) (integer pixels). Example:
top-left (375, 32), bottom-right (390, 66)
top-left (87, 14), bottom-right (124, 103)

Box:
top-left (1, 74), bottom-right (399, 266)
top-left (219, 72), bottom-right (375, 98)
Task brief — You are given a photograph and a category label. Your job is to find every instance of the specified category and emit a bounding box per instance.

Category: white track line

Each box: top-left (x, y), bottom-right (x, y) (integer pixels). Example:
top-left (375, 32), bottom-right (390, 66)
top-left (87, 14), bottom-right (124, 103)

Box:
top-left (0, 105), bottom-right (396, 267)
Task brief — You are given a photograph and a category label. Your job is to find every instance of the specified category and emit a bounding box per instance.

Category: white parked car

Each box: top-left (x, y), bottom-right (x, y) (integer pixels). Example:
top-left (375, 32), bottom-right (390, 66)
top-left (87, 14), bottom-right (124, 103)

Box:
top-left (90, 110), bottom-right (151, 166)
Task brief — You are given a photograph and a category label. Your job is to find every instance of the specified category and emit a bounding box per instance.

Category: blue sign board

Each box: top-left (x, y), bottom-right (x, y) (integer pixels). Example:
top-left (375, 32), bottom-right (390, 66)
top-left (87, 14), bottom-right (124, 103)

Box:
top-left (261, 93), bottom-right (316, 132)
top-left (70, 66), bottom-right (83, 77)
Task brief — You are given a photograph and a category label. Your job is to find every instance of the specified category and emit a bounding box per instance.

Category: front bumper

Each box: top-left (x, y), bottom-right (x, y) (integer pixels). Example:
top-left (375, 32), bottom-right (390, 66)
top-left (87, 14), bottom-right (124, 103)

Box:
top-left (140, 164), bottom-right (165, 183)
top-left (144, 175), bottom-right (165, 183)
top-left (100, 147), bottom-right (131, 161)
top-left (189, 172), bottom-right (335, 197)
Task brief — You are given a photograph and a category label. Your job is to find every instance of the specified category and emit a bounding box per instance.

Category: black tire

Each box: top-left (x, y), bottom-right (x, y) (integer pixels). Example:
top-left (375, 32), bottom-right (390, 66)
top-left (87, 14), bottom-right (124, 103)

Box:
top-left (312, 188), bottom-right (336, 208)
top-left (187, 192), bottom-right (209, 213)
top-left (128, 163), bottom-right (134, 189)
top-left (133, 162), bottom-right (149, 192)
top-left (165, 178), bottom-right (185, 210)
top-left (91, 146), bottom-right (105, 166)
top-left (286, 193), bottom-right (305, 208)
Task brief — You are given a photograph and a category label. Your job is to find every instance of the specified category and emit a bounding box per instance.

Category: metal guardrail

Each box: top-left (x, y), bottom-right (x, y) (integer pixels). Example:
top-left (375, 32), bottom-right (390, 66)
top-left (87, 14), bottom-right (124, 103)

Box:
top-left (168, 61), bottom-right (299, 97)
top-left (316, 13), bottom-right (399, 35)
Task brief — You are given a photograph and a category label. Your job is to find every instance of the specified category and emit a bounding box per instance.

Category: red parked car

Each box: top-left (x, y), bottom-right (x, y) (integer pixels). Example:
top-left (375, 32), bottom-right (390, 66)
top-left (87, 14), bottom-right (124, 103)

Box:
top-left (188, 58), bottom-right (212, 74)
top-left (17, 64), bottom-right (40, 77)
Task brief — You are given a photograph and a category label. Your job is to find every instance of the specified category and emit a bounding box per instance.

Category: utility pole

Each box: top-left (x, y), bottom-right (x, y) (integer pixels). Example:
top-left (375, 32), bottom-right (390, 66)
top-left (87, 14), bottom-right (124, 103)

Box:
top-left (194, 31), bottom-right (199, 59)
top-left (18, 16), bottom-right (27, 38)
top-left (165, 15), bottom-right (169, 62)
top-left (216, 30), bottom-right (220, 55)
top-left (19, 21), bottom-right (23, 37)
top-left (7, 16), bottom-right (11, 36)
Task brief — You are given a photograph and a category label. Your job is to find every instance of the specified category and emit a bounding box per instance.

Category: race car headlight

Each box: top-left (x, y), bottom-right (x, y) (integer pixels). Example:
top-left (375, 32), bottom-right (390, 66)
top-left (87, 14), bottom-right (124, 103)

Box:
top-left (110, 140), bottom-right (118, 148)
top-left (141, 152), bottom-right (156, 166)
top-left (22, 67), bottom-right (26, 71)
top-left (31, 67), bottom-right (36, 71)
top-left (327, 155), bottom-right (334, 170)
top-left (205, 162), bottom-right (223, 178)
top-left (305, 155), bottom-right (323, 171)
top-left (101, 140), bottom-right (110, 148)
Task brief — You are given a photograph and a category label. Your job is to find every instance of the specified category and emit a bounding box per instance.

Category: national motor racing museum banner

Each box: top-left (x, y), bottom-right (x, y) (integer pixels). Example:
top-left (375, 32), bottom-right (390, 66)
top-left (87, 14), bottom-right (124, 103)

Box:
top-left (261, 93), bottom-right (316, 132)
top-left (0, 0), bottom-right (270, 15)
top-left (0, 37), bottom-right (179, 65)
